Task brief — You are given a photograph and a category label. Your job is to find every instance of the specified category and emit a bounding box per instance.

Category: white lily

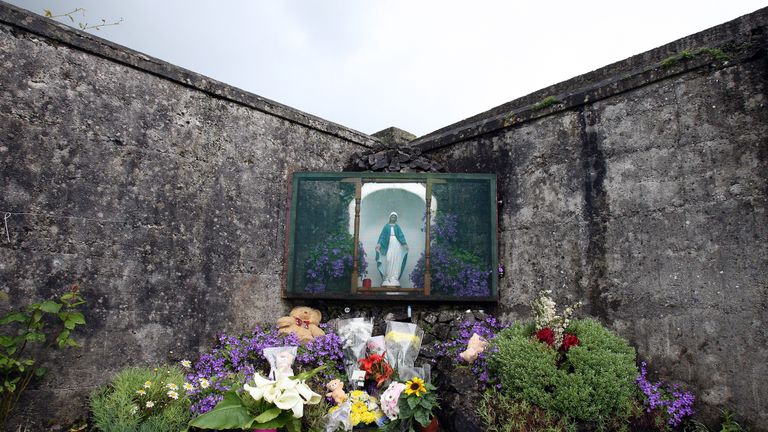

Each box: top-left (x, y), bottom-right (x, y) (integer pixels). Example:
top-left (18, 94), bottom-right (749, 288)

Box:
top-left (242, 372), bottom-right (321, 419)
top-left (243, 372), bottom-right (275, 402)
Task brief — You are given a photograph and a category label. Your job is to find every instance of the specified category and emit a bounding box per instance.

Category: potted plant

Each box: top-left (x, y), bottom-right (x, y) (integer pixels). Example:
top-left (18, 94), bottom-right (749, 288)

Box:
top-left (385, 376), bottom-right (439, 432)
top-left (189, 366), bottom-right (325, 432)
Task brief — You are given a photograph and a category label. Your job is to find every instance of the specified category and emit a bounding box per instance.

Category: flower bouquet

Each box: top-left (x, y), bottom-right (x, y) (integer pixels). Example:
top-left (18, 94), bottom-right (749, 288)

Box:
top-left (359, 352), bottom-right (394, 388)
top-left (337, 317), bottom-right (374, 387)
top-left (189, 366), bottom-right (325, 432)
top-left (384, 322), bottom-right (423, 372)
top-left (325, 389), bottom-right (387, 431)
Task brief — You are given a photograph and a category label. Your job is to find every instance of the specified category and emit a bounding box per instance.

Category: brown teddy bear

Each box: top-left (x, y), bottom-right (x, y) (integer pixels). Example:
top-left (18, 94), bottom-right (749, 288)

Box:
top-left (277, 306), bottom-right (325, 344)
top-left (325, 378), bottom-right (347, 405)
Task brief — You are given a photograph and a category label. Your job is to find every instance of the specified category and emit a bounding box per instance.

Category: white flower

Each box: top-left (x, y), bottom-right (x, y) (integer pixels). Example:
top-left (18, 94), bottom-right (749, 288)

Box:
top-left (145, 401), bottom-right (155, 408)
top-left (136, 389), bottom-right (146, 396)
top-left (167, 390), bottom-right (179, 399)
top-left (183, 382), bottom-right (194, 391)
top-left (242, 372), bottom-right (321, 418)
top-left (166, 383), bottom-right (178, 390)
top-left (198, 378), bottom-right (210, 389)
top-left (143, 380), bottom-right (152, 388)
top-left (180, 359), bottom-right (191, 368)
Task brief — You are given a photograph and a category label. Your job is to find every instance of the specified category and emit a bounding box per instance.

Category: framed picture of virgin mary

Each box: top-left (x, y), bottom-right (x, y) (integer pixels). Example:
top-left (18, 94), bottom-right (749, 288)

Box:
top-left (285, 172), bottom-right (497, 302)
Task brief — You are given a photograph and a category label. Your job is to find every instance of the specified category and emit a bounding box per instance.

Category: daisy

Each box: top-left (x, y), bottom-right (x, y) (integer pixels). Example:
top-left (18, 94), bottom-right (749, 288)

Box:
top-left (166, 383), bottom-right (178, 390)
top-left (183, 382), bottom-right (194, 391)
top-left (167, 390), bottom-right (179, 399)
top-left (199, 378), bottom-right (210, 389)
top-left (136, 389), bottom-right (146, 396)
top-left (145, 401), bottom-right (155, 408)
top-left (180, 359), bottom-right (192, 368)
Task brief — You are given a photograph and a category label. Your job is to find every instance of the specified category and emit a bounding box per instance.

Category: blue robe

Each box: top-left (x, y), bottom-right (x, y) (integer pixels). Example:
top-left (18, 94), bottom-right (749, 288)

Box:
top-left (375, 223), bottom-right (408, 281)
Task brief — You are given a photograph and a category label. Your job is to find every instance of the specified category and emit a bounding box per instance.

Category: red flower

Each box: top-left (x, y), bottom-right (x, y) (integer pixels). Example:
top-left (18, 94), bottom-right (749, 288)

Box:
top-left (358, 353), bottom-right (393, 387)
top-left (535, 327), bottom-right (556, 346)
top-left (560, 333), bottom-right (580, 352)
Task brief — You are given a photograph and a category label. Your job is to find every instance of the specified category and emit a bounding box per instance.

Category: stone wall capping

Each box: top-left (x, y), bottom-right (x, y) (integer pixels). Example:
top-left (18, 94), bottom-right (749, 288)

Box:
top-left (0, 1), bottom-right (378, 148)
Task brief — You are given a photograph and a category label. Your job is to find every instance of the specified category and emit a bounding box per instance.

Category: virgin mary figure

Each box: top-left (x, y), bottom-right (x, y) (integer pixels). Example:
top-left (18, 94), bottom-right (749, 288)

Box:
top-left (375, 212), bottom-right (408, 287)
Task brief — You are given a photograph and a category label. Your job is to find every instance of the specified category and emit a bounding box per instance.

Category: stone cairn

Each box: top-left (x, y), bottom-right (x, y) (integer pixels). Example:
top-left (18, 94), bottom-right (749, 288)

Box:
top-left (346, 127), bottom-right (443, 173)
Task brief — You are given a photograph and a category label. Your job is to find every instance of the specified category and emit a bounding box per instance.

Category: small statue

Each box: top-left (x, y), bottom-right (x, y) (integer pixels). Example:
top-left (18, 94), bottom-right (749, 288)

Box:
top-left (277, 306), bottom-right (325, 344)
top-left (459, 333), bottom-right (488, 363)
top-left (325, 379), bottom-right (347, 405)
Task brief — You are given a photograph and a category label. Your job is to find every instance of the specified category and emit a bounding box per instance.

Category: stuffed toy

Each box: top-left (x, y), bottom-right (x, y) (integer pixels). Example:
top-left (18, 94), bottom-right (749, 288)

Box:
top-left (325, 379), bottom-right (347, 405)
top-left (459, 333), bottom-right (488, 363)
top-left (277, 306), bottom-right (325, 344)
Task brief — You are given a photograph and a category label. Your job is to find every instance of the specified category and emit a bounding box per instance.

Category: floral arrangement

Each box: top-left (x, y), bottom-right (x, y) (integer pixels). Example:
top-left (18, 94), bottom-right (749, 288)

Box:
top-left (189, 367), bottom-right (324, 431)
top-left (359, 352), bottom-right (394, 388)
top-left (187, 324), bottom-right (346, 414)
top-left (531, 289), bottom-right (581, 347)
top-left (636, 361), bottom-right (695, 427)
top-left (410, 213), bottom-right (492, 297)
top-left (432, 316), bottom-right (506, 389)
top-left (385, 377), bottom-right (439, 432)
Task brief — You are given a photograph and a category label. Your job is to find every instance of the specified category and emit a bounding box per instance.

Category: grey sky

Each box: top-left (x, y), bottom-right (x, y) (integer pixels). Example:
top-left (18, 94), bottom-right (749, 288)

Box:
top-left (7, 1), bottom-right (767, 137)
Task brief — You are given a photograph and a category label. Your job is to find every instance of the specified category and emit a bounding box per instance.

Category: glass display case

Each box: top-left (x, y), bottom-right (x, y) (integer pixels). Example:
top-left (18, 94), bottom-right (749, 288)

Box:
top-left (286, 172), bottom-right (497, 301)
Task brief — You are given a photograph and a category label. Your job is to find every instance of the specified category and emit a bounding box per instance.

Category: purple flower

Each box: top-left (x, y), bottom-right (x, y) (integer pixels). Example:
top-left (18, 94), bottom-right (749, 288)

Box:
top-left (636, 362), bottom-right (695, 426)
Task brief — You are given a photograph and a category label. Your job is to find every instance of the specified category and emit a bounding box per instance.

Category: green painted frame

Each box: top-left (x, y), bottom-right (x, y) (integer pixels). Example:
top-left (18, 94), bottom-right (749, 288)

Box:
top-left (284, 172), bottom-right (498, 302)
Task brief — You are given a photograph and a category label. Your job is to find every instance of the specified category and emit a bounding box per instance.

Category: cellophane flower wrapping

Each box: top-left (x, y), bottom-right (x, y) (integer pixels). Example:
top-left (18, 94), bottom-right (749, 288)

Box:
top-left (262, 345), bottom-right (298, 379)
top-left (384, 321), bottom-right (424, 372)
top-left (398, 363), bottom-right (431, 384)
top-left (337, 317), bottom-right (374, 386)
top-left (366, 335), bottom-right (386, 356)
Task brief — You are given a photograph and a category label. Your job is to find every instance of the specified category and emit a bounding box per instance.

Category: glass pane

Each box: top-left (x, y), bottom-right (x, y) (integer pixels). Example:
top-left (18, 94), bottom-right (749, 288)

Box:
top-left (358, 182), bottom-right (428, 290)
top-left (290, 177), bottom-right (357, 295)
top-left (419, 178), bottom-right (495, 297)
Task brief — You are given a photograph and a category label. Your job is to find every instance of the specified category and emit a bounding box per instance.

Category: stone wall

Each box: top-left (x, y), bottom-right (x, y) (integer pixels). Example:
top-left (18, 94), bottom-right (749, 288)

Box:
top-left (0, 3), bottom-right (375, 429)
top-left (1, 0), bottom-right (767, 429)
top-left (413, 8), bottom-right (768, 429)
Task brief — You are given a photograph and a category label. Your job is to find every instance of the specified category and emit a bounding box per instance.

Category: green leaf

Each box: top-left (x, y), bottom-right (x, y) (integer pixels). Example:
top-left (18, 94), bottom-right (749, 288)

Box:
top-left (414, 410), bottom-right (430, 427)
top-left (292, 364), bottom-right (328, 381)
top-left (285, 417), bottom-right (301, 432)
top-left (189, 391), bottom-right (254, 429)
top-left (56, 329), bottom-right (71, 348)
top-left (39, 301), bottom-right (61, 314)
top-left (252, 411), bottom-right (293, 430)
top-left (253, 407), bottom-right (281, 423)
top-left (0, 312), bottom-right (27, 325)
top-left (34, 367), bottom-right (47, 377)
top-left (407, 396), bottom-right (419, 410)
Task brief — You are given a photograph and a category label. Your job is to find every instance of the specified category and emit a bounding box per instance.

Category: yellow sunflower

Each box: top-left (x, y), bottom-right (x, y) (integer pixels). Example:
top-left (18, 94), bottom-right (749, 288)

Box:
top-left (404, 377), bottom-right (427, 397)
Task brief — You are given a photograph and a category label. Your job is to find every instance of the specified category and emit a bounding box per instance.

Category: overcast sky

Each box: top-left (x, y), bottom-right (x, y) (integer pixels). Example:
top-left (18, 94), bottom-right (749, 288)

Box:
top-left (7, 1), bottom-right (767, 137)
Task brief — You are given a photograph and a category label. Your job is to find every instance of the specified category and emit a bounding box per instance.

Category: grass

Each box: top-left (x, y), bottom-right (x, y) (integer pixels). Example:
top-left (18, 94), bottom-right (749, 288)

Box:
top-left (660, 47), bottom-right (729, 69)
top-left (532, 96), bottom-right (561, 111)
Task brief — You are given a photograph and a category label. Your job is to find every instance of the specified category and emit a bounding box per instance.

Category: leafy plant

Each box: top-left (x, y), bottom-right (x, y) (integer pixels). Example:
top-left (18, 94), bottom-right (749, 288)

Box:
top-left (187, 325), bottom-right (346, 414)
top-left (90, 365), bottom-right (192, 432)
top-left (477, 388), bottom-right (575, 432)
top-left (0, 284), bottom-right (86, 429)
top-left (489, 319), bottom-right (638, 426)
top-left (386, 377), bottom-right (439, 432)
top-left (533, 96), bottom-right (561, 111)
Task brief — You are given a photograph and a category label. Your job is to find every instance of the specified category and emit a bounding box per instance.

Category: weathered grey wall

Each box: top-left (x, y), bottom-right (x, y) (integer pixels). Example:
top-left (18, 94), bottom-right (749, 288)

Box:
top-left (413, 8), bottom-right (768, 430)
top-left (0, 3), bottom-right (375, 429)
top-left (1, 0), bottom-right (767, 429)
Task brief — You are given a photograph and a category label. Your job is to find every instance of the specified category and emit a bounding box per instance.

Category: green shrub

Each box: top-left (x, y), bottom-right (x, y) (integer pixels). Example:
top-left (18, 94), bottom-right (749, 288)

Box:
top-left (477, 388), bottom-right (575, 432)
top-left (489, 319), bottom-right (638, 426)
top-left (90, 365), bottom-right (192, 432)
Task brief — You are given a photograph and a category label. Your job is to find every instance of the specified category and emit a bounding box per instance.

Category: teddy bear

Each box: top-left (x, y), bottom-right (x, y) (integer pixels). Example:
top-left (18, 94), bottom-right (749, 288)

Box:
top-left (276, 306), bottom-right (325, 344)
top-left (459, 333), bottom-right (488, 363)
top-left (325, 379), bottom-right (347, 405)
